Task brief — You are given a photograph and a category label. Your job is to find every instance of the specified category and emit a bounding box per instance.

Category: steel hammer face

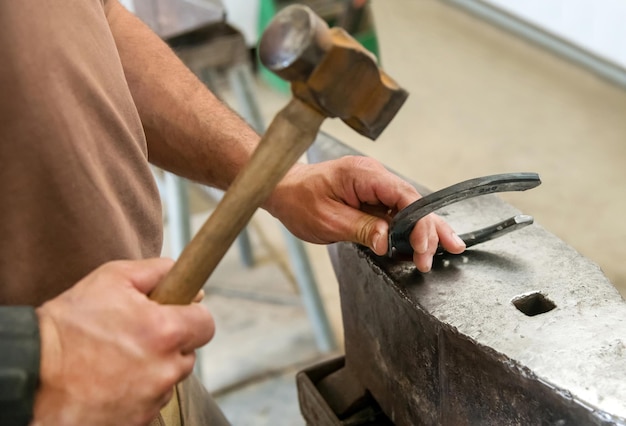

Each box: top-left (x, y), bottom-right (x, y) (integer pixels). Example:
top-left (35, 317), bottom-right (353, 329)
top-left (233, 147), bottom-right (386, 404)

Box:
top-left (259, 5), bottom-right (408, 140)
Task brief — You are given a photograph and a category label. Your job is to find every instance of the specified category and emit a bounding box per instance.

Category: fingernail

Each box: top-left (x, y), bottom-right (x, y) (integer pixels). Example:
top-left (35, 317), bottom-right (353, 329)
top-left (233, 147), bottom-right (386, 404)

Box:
top-left (453, 233), bottom-right (466, 248)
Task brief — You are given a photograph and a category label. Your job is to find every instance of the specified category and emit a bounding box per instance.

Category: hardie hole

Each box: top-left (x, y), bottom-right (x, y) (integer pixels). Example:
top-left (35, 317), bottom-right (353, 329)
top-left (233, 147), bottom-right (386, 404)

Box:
top-left (512, 292), bottom-right (556, 316)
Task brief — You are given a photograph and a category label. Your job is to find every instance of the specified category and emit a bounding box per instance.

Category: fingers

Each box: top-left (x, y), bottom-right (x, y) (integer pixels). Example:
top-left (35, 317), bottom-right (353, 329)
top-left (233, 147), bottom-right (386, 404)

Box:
top-left (109, 257), bottom-right (175, 295)
top-left (362, 217), bottom-right (389, 256)
top-left (340, 157), bottom-right (419, 213)
top-left (164, 352), bottom-right (197, 389)
top-left (435, 216), bottom-right (466, 255)
top-left (411, 216), bottom-right (438, 273)
top-left (157, 303), bottom-right (215, 354)
top-left (410, 214), bottom-right (466, 273)
top-left (92, 259), bottom-right (215, 355)
top-left (270, 156), bottom-right (466, 273)
top-left (192, 289), bottom-right (205, 303)
top-left (325, 203), bottom-right (390, 255)
top-left (97, 259), bottom-right (214, 353)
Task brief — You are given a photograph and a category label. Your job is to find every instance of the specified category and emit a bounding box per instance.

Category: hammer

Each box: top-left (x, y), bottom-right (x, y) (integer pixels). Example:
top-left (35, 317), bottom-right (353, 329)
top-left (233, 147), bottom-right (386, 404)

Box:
top-left (150, 5), bottom-right (408, 304)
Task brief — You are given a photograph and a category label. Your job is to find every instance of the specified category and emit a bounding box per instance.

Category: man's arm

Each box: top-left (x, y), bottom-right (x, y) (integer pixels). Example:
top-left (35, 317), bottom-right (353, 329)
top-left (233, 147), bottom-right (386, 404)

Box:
top-left (104, 0), bottom-right (259, 190)
top-left (103, 0), bottom-right (465, 271)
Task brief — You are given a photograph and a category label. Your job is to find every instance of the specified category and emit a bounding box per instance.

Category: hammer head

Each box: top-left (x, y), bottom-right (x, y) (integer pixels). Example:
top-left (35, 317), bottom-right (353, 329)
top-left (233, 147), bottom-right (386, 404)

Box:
top-left (259, 5), bottom-right (408, 140)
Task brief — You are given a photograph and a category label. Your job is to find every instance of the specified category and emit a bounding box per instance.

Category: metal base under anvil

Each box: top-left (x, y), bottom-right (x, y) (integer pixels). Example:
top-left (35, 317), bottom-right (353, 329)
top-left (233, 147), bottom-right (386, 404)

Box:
top-left (299, 134), bottom-right (626, 425)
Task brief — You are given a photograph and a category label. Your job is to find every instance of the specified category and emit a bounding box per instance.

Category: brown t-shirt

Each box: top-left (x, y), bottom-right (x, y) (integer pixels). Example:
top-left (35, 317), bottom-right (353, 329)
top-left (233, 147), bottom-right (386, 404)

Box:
top-left (0, 0), bottom-right (162, 306)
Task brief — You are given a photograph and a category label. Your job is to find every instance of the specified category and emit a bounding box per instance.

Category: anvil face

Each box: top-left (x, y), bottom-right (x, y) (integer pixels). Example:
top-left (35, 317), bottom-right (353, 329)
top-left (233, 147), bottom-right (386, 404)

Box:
top-left (309, 134), bottom-right (626, 425)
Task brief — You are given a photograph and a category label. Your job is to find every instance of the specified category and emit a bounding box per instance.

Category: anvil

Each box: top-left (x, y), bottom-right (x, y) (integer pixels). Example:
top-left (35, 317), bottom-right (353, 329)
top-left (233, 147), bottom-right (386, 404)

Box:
top-left (298, 133), bottom-right (626, 425)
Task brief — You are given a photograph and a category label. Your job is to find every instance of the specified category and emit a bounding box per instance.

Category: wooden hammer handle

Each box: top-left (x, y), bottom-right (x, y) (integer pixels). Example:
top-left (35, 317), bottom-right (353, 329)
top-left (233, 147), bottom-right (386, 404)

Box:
top-left (150, 98), bottom-right (326, 304)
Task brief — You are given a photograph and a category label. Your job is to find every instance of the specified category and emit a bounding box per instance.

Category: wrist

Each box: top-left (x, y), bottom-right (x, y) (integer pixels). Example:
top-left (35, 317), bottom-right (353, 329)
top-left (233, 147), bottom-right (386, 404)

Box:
top-left (31, 305), bottom-right (63, 425)
top-left (263, 162), bottom-right (306, 219)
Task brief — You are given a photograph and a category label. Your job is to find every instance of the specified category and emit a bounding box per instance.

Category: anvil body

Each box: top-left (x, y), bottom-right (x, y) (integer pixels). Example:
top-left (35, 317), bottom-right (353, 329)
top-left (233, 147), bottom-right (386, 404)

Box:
top-left (305, 134), bottom-right (626, 425)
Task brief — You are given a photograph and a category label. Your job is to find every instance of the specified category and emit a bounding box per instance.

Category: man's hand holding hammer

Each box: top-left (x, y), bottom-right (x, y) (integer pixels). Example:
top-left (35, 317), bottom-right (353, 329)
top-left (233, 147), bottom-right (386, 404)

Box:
top-left (31, 259), bottom-right (212, 426)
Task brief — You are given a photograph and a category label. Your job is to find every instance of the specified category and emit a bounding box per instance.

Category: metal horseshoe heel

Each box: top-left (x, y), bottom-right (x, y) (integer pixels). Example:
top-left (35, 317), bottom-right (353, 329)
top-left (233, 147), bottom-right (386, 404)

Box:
top-left (387, 172), bottom-right (541, 257)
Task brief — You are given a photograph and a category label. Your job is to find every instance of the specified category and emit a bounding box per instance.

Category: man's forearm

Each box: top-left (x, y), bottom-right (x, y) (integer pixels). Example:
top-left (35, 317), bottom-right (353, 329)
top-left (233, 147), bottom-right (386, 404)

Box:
top-left (104, 0), bottom-right (260, 190)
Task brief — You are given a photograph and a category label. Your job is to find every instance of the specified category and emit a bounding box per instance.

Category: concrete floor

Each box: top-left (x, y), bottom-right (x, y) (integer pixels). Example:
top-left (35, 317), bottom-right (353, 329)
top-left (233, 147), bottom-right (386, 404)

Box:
top-left (164, 0), bottom-right (626, 424)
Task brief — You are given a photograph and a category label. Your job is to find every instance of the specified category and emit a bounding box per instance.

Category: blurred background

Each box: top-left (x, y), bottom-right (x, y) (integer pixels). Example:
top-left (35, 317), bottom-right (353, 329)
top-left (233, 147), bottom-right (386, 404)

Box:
top-left (125, 0), bottom-right (626, 424)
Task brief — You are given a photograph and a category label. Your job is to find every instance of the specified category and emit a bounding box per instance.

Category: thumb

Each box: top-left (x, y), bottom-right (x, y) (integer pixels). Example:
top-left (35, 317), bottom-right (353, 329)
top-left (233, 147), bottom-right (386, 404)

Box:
top-left (124, 258), bottom-right (175, 295)
top-left (350, 212), bottom-right (390, 256)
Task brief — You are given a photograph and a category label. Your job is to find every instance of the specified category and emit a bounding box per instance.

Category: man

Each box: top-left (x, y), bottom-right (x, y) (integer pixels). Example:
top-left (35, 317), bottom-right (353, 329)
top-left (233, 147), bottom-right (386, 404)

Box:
top-left (0, 0), bottom-right (465, 424)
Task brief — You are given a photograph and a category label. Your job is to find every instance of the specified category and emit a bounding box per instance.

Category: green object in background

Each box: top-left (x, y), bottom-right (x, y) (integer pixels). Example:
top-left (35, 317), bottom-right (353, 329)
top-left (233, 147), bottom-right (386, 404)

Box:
top-left (258, 0), bottom-right (288, 93)
top-left (257, 0), bottom-right (380, 93)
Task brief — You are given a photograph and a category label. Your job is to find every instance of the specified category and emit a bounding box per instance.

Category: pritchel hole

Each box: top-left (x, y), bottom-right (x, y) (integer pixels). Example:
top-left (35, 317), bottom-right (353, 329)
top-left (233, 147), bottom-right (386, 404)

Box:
top-left (512, 292), bottom-right (556, 316)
